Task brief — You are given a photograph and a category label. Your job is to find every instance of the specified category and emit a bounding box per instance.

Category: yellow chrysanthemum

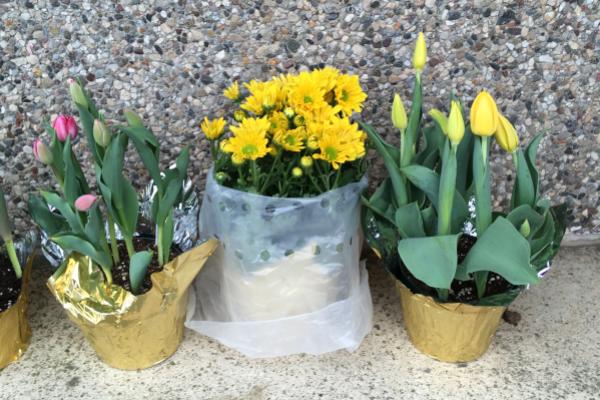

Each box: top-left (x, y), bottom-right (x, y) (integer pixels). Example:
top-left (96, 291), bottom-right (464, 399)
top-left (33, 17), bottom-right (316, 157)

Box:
top-left (222, 117), bottom-right (271, 164)
top-left (286, 71), bottom-right (328, 118)
top-left (334, 74), bottom-right (367, 116)
top-left (224, 81), bottom-right (240, 101)
top-left (311, 67), bottom-right (340, 94)
top-left (274, 127), bottom-right (306, 152)
top-left (268, 111), bottom-right (289, 136)
top-left (312, 117), bottom-right (365, 169)
top-left (241, 80), bottom-right (282, 115)
top-left (200, 117), bottom-right (226, 140)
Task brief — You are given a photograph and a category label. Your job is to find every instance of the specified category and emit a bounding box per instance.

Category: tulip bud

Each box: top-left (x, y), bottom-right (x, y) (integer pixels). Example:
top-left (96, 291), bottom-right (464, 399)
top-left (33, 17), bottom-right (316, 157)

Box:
top-left (123, 108), bottom-right (144, 127)
top-left (495, 114), bottom-right (519, 153)
top-left (292, 167), bottom-right (303, 178)
top-left (52, 115), bottom-right (78, 142)
top-left (447, 101), bottom-right (465, 146)
top-left (74, 194), bottom-right (98, 212)
top-left (0, 188), bottom-right (12, 242)
top-left (32, 139), bottom-right (54, 165)
top-left (300, 156), bottom-right (313, 169)
top-left (391, 94), bottom-right (407, 131)
top-left (68, 78), bottom-right (88, 108)
top-left (520, 219), bottom-right (531, 238)
top-left (93, 119), bottom-right (112, 147)
top-left (412, 32), bottom-right (427, 72)
top-left (428, 109), bottom-right (448, 135)
top-left (470, 91), bottom-right (499, 137)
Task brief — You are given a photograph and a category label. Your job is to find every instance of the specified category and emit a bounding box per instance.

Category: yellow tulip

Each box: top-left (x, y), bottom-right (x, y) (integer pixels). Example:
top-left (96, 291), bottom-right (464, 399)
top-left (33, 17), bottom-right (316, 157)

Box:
top-left (447, 100), bottom-right (464, 145)
top-left (428, 109), bottom-right (448, 135)
top-left (391, 94), bottom-right (407, 130)
top-left (495, 114), bottom-right (519, 153)
top-left (469, 91), bottom-right (499, 136)
top-left (412, 32), bottom-right (427, 72)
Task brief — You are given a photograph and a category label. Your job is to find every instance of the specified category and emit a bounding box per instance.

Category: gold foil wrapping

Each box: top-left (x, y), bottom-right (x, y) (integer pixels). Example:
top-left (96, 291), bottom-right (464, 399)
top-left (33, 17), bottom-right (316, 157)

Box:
top-left (0, 258), bottom-right (33, 369)
top-left (396, 281), bottom-right (505, 363)
top-left (47, 239), bottom-right (218, 370)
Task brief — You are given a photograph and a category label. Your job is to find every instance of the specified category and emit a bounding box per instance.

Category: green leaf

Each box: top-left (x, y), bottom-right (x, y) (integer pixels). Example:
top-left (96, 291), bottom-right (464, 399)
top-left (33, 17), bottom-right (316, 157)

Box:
top-left (506, 205), bottom-right (545, 237)
top-left (28, 195), bottom-right (67, 236)
top-left (397, 235), bottom-right (459, 289)
top-left (455, 127), bottom-right (474, 195)
top-left (74, 102), bottom-right (102, 165)
top-left (129, 250), bottom-right (153, 294)
top-left (420, 206), bottom-right (436, 236)
top-left (360, 121), bottom-right (408, 206)
top-left (525, 134), bottom-right (543, 198)
top-left (41, 191), bottom-right (84, 235)
top-left (121, 126), bottom-right (162, 189)
top-left (461, 217), bottom-right (539, 285)
top-left (530, 210), bottom-right (555, 258)
top-left (512, 148), bottom-right (535, 208)
top-left (401, 165), bottom-right (468, 233)
top-left (394, 202), bottom-right (425, 238)
top-left (403, 76), bottom-right (422, 162)
top-left (161, 212), bottom-right (174, 265)
top-left (473, 137), bottom-right (492, 234)
top-left (50, 234), bottom-right (112, 269)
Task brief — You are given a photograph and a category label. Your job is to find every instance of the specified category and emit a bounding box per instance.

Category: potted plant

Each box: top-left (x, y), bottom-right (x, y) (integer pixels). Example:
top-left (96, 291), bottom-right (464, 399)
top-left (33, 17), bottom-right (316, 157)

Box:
top-left (186, 67), bottom-right (373, 358)
top-left (0, 188), bottom-right (36, 369)
top-left (28, 80), bottom-right (217, 370)
top-left (361, 33), bottom-right (566, 362)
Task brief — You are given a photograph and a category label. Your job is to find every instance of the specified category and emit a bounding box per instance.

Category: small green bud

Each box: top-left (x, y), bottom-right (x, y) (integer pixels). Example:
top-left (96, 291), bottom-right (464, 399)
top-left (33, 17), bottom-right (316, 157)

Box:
top-left (123, 108), bottom-right (144, 127)
top-left (68, 78), bottom-right (88, 108)
top-left (215, 171), bottom-right (228, 184)
top-left (520, 219), bottom-right (531, 237)
top-left (93, 119), bottom-right (111, 147)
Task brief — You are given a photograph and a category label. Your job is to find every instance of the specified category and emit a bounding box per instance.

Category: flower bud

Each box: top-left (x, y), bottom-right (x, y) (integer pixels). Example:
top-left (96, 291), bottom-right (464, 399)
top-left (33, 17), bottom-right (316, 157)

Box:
top-left (215, 172), bottom-right (228, 184)
top-left (447, 100), bottom-right (465, 145)
top-left (68, 78), bottom-right (88, 108)
top-left (223, 81), bottom-right (240, 101)
top-left (74, 194), bottom-right (98, 212)
top-left (283, 107), bottom-right (295, 118)
top-left (470, 91), bottom-right (499, 137)
top-left (93, 119), bottom-right (112, 147)
top-left (300, 156), bottom-right (313, 168)
top-left (495, 114), bottom-right (519, 153)
top-left (391, 94), bottom-right (407, 131)
top-left (412, 32), bottom-right (427, 72)
top-left (32, 139), bottom-right (53, 165)
top-left (52, 115), bottom-right (78, 142)
top-left (233, 110), bottom-right (247, 122)
top-left (123, 108), bottom-right (144, 127)
top-left (293, 115), bottom-right (305, 126)
top-left (520, 219), bottom-right (531, 238)
top-left (428, 109), bottom-right (448, 135)
top-left (292, 167), bottom-right (303, 178)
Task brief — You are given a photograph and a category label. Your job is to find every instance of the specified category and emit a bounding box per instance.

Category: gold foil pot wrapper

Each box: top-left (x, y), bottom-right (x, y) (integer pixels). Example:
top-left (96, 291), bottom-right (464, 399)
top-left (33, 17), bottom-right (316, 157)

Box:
top-left (47, 239), bottom-right (218, 370)
top-left (396, 281), bottom-right (505, 363)
top-left (0, 257), bottom-right (33, 369)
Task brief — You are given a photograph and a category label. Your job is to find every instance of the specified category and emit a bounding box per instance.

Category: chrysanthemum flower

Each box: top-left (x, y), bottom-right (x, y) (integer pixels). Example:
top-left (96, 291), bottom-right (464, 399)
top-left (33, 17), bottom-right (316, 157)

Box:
top-left (223, 81), bottom-right (240, 101)
top-left (222, 117), bottom-right (271, 164)
top-left (200, 117), bottom-right (226, 140)
top-left (286, 71), bottom-right (328, 118)
top-left (274, 127), bottom-right (306, 152)
top-left (268, 111), bottom-right (289, 136)
top-left (311, 67), bottom-right (340, 94)
top-left (334, 74), bottom-right (367, 116)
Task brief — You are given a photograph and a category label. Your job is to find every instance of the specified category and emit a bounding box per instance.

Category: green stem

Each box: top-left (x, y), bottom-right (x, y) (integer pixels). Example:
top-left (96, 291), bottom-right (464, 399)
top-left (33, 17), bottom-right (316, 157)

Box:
top-left (481, 136), bottom-right (488, 164)
top-left (251, 160), bottom-right (260, 191)
top-left (157, 224), bottom-right (164, 266)
top-left (124, 236), bottom-right (135, 258)
top-left (437, 143), bottom-right (457, 235)
top-left (107, 214), bottom-right (120, 263)
top-left (437, 288), bottom-right (448, 302)
top-left (5, 240), bottom-right (22, 279)
top-left (260, 150), bottom-right (282, 193)
top-left (473, 136), bottom-right (492, 235)
top-left (333, 166), bottom-right (342, 189)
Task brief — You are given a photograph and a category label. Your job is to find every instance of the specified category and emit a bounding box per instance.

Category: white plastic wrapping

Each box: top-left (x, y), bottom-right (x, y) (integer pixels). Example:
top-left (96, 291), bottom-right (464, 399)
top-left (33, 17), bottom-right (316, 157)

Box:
top-left (186, 170), bottom-right (373, 358)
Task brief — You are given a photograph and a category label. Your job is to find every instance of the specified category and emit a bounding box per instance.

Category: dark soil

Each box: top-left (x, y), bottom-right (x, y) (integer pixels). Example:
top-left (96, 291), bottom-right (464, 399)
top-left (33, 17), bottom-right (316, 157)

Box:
top-left (0, 253), bottom-right (21, 313)
top-left (398, 235), bottom-right (514, 303)
top-left (111, 237), bottom-right (182, 295)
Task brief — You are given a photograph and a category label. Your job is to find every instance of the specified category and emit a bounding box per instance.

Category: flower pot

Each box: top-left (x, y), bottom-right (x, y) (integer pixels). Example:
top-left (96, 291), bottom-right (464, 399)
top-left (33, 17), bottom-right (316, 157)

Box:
top-left (47, 240), bottom-right (217, 370)
top-left (0, 255), bottom-right (33, 369)
top-left (187, 171), bottom-right (373, 357)
top-left (396, 281), bottom-right (506, 362)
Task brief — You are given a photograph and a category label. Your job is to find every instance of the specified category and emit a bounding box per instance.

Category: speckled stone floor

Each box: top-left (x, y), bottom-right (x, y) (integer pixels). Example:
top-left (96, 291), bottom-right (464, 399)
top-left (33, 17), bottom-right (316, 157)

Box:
top-left (1, 245), bottom-right (598, 399)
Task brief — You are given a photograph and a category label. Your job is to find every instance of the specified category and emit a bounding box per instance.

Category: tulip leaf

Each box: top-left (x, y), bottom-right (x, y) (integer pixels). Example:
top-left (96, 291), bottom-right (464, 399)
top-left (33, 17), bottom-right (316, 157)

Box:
top-left (401, 165), bottom-right (468, 233)
top-left (161, 212), bottom-right (174, 265)
top-left (394, 202), bottom-right (425, 238)
top-left (41, 191), bottom-right (84, 235)
top-left (129, 250), bottom-right (153, 295)
top-left (50, 234), bottom-right (112, 270)
top-left (74, 102), bottom-right (102, 166)
top-left (420, 206), bottom-right (436, 236)
top-left (455, 127), bottom-right (474, 195)
top-left (461, 217), bottom-right (539, 286)
top-left (506, 204), bottom-right (545, 237)
top-left (403, 76), bottom-right (422, 163)
top-left (360, 121), bottom-right (408, 206)
top-left (27, 195), bottom-right (68, 236)
top-left (512, 148), bottom-right (535, 208)
top-left (525, 133), bottom-right (544, 198)
top-left (397, 234), bottom-right (459, 289)
top-left (121, 126), bottom-right (162, 190)
top-left (530, 210), bottom-right (555, 259)
top-left (473, 137), bottom-right (492, 234)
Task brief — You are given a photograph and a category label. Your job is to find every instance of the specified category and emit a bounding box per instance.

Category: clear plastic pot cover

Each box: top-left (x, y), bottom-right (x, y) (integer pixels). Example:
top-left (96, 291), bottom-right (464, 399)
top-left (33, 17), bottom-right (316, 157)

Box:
top-left (186, 170), bottom-right (373, 358)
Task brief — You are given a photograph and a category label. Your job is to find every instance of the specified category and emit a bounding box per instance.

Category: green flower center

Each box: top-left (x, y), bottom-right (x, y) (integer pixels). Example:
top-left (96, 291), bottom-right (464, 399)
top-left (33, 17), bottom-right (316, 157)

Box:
top-left (242, 144), bottom-right (258, 156)
top-left (341, 90), bottom-right (349, 102)
top-left (325, 146), bottom-right (338, 161)
top-left (304, 95), bottom-right (313, 104)
top-left (284, 135), bottom-right (296, 145)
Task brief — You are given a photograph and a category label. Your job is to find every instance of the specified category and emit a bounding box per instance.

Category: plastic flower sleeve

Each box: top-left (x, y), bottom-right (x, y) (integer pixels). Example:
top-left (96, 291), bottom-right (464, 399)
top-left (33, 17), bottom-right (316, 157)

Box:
top-left (186, 170), bottom-right (373, 357)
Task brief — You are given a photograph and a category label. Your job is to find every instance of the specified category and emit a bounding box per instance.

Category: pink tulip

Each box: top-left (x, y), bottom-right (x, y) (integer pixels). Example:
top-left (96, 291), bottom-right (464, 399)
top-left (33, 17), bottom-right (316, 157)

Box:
top-left (52, 115), bottom-right (78, 142)
top-left (74, 194), bottom-right (98, 212)
top-left (32, 139), bottom-right (53, 165)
